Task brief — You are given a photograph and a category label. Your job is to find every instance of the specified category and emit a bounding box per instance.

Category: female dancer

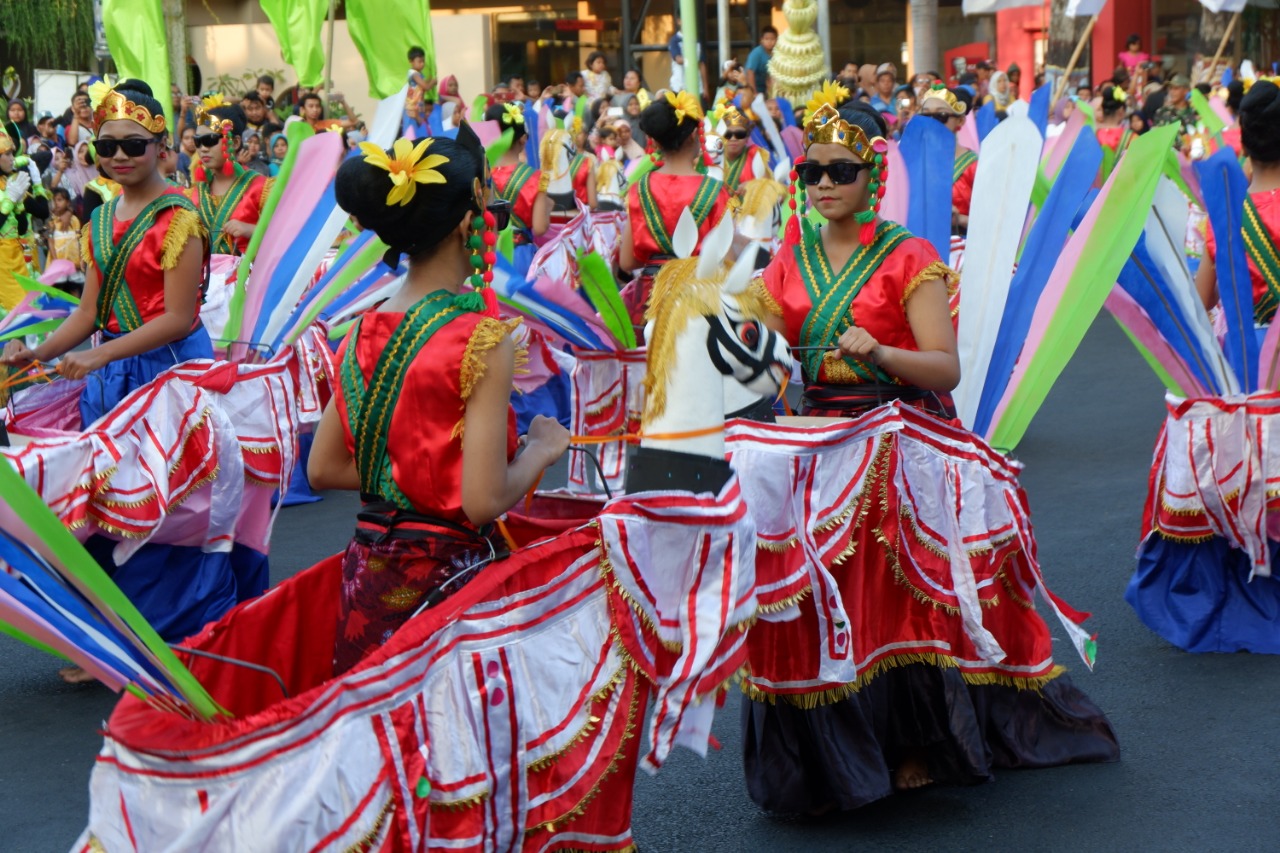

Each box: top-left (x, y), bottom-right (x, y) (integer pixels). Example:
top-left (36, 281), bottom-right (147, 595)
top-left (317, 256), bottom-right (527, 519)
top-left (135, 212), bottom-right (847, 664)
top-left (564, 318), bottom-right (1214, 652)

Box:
top-left (720, 105), bottom-right (769, 196)
top-left (917, 85), bottom-right (975, 235)
top-left (307, 125), bottom-right (569, 673)
top-left (619, 91), bottom-right (731, 323)
top-left (1, 79), bottom-right (210, 427)
top-left (486, 102), bottom-right (549, 279)
top-left (184, 98), bottom-right (271, 256)
top-left (1194, 80), bottom-right (1280, 318)
top-left (1095, 85), bottom-right (1134, 182)
top-left (1126, 79), bottom-right (1280, 652)
top-left (1, 81), bottom-right (235, 668)
top-left (743, 93), bottom-right (1118, 814)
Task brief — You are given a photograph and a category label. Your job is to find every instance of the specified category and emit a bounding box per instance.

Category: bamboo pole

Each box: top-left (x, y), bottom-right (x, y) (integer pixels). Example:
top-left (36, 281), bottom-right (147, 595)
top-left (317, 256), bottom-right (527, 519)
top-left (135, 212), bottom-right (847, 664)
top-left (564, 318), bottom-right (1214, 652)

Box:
top-left (1052, 13), bottom-right (1099, 106)
top-left (324, 0), bottom-right (337, 92)
top-left (680, 0), bottom-right (700, 99)
top-left (1200, 11), bottom-right (1240, 86)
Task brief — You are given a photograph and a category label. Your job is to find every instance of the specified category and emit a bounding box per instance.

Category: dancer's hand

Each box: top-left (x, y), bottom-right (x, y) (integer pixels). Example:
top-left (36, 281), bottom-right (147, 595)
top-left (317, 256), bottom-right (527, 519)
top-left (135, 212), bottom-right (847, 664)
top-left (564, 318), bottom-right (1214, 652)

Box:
top-left (56, 348), bottom-right (107, 380)
top-left (838, 323), bottom-right (882, 364)
top-left (1, 340), bottom-right (37, 365)
top-left (524, 415), bottom-right (570, 467)
top-left (223, 219), bottom-right (255, 239)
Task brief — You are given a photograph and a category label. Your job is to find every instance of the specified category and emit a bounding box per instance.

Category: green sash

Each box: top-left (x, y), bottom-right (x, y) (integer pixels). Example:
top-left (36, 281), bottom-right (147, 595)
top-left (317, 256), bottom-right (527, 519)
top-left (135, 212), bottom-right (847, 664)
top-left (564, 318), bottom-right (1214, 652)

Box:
top-left (198, 172), bottom-right (258, 256)
top-left (495, 164), bottom-right (535, 230)
top-left (91, 194), bottom-right (197, 332)
top-left (953, 149), bottom-right (978, 184)
top-left (340, 290), bottom-right (476, 507)
top-left (636, 174), bottom-right (723, 257)
top-left (724, 147), bottom-right (754, 192)
top-left (1244, 196), bottom-right (1280, 324)
top-left (795, 219), bottom-right (912, 384)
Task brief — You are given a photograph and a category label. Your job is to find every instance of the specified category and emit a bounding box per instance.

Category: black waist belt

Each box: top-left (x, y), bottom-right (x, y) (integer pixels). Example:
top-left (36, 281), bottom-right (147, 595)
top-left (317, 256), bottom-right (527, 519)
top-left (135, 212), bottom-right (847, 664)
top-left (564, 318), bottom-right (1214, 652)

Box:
top-left (355, 498), bottom-right (496, 549)
top-left (802, 382), bottom-right (954, 419)
top-left (638, 254), bottom-right (676, 278)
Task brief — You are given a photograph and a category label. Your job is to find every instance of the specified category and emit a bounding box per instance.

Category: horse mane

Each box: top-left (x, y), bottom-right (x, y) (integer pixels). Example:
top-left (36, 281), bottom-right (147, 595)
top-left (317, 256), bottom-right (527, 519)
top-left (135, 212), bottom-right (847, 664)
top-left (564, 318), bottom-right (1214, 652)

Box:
top-left (642, 255), bottom-right (773, 423)
top-left (736, 177), bottom-right (786, 222)
top-left (596, 158), bottom-right (624, 192)
top-left (539, 128), bottom-right (571, 173)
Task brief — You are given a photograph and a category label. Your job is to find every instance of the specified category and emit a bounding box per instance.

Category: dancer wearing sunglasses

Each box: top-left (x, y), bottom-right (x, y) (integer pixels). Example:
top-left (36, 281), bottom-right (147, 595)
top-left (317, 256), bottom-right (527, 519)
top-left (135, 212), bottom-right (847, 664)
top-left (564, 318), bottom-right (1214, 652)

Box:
top-left (618, 91), bottom-right (731, 323)
top-left (0, 133), bottom-right (48, 309)
top-left (184, 95), bottom-right (271, 256)
top-left (719, 104), bottom-right (768, 196)
top-left (0, 81), bottom-right (237, 677)
top-left (917, 83), bottom-right (976, 235)
top-left (741, 82), bottom-right (1117, 816)
top-left (307, 124), bottom-right (569, 673)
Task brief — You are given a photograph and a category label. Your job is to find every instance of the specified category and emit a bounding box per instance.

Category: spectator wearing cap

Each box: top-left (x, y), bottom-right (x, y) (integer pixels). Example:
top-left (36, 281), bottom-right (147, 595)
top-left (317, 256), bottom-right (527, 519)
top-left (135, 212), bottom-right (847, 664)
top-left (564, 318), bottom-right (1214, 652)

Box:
top-left (241, 91), bottom-right (282, 138)
top-left (868, 63), bottom-right (898, 115)
top-left (1153, 73), bottom-right (1197, 142)
top-left (745, 26), bottom-right (777, 97)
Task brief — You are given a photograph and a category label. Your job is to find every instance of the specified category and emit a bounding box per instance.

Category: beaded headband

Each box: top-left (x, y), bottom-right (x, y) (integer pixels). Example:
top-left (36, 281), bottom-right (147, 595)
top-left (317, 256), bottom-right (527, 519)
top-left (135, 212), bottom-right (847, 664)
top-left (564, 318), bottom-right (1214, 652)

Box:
top-left (89, 81), bottom-right (167, 134)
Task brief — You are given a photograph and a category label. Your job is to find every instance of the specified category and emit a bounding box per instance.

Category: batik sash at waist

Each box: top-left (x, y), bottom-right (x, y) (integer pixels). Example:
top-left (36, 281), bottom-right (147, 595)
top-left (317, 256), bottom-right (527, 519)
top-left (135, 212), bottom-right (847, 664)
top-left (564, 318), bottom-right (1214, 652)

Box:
top-left (801, 382), bottom-right (955, 419)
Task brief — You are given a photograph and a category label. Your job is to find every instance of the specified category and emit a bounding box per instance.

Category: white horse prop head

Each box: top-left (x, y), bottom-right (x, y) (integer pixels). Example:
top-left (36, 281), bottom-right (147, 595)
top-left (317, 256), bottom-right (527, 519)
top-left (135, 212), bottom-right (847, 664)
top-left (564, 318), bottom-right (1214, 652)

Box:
top-left (639, 211), bottom-right (792, 463)
top-left (596, 155), bottom-right (628, 212)
top-left (539, 127), bottom-right (579, 211)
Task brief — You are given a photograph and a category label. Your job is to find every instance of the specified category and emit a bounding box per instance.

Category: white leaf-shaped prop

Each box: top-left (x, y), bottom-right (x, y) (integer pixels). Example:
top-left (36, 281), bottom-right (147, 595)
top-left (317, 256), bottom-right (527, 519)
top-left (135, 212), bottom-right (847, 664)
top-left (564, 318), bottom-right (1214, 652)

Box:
top-left (672, 208), bottom-right (700, 259)
top-left (696, 213), bottom-right (735, 279)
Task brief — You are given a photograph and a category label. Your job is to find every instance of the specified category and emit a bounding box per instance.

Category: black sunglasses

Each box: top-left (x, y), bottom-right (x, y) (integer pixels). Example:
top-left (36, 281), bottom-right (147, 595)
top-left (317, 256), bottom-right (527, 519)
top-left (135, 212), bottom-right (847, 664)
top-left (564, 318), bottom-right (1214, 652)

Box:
top-left (92, 137), bottom-right (159, 158)
top-left (795, 161), bottom-right (870, 186)
top-left (194, 133), bottom-right (223, 149)
top-left (723, 129), bottom-right (749, 140)
top-left (919, 111), bottom-right (955, 124)
top-left (486, 199), bottom-right (512, 232)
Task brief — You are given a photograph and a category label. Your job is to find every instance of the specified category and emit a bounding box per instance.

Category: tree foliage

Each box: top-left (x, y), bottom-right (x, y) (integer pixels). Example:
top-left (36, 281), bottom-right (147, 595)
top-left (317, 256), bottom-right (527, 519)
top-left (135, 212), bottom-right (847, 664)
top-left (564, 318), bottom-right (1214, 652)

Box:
top-left (0, 0), bottom-right (95, 76)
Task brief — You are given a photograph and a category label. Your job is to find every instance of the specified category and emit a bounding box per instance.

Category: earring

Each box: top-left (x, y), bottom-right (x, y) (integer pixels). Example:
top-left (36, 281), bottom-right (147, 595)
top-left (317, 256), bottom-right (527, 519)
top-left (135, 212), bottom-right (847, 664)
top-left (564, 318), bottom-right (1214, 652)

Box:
top-left (855, 141), bottom-right (888, 246)
top-left (784, 155), bottom-right (805, 247)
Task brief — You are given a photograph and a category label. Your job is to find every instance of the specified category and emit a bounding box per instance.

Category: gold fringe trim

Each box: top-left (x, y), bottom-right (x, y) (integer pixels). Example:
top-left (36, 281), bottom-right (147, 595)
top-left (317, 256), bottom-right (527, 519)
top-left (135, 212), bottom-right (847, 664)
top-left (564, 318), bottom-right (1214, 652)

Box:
top-left (343, 796), bottom-right (395, 853)
top-left (80, 222), bottom-right (92, 271)
top-left (453, 317), bottom-right (523, 440)
top-left (757, 536), bottom-right (799, 552)
top-left (527, 669), bottom-right (625, 772)
top-left (1151, 526), bottom-right (1216, 544)
top-left (747, 276), bottom-right (783, 318)
top-left (997, 553), bottom-right (1034, 609)
top-left (743, 655), bottom-right (1068, 708)
top-left (160, 208), bottom-right (207, 271)
top-left (524, 659), bottom-right (641, 836)
top-left (432, 789), bottom-right (491, 810)
top-left (878, 526), bottom-right (959, 616)
top-left (756, 584), bottom-right (812, 615)
top-left (899, 260), bottom-right (958, 310)
top-left (598, 541), bottom-right (683, 652)
top-left (259, 177), bottom-right (275, 214)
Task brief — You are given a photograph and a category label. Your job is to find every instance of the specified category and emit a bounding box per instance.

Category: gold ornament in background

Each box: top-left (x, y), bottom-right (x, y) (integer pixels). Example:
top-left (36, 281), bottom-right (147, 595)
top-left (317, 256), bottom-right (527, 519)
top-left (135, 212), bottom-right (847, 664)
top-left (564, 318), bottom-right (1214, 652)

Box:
top-left (768, 0), bottom-right (828, 104)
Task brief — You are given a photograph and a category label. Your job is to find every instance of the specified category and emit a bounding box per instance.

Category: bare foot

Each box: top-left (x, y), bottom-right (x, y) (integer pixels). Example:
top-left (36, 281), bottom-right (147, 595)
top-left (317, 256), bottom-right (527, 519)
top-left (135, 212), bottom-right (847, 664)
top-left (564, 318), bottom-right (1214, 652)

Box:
top-left (893, 753), bottom-right (934, 791)
top-left (58, 665), bottom-right (95, 684)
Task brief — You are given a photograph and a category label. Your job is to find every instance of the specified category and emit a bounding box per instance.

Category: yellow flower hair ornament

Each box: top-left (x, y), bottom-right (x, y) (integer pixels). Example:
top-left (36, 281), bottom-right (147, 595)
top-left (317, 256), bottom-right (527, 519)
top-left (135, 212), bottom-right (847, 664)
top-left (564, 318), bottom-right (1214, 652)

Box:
top-left (665, 90), bottom-right (704, 125)
top-left (804, 80), bottom-right (851, 122)
top-left (87, 76), bottom-right (117, 111)
top-left (359, 137), bottom-right (450, 207)
top-left (501, 102), bottom-right (525, 126)
top-left (1111, 86), bottom-right (1128, 103)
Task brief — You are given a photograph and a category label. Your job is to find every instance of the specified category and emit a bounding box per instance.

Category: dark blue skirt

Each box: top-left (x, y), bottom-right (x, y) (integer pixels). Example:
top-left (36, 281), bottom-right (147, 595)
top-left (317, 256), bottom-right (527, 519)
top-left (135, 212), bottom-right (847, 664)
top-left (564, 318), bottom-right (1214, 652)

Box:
top-left (79, 324), bottom-right (214, 428)
top-left (1127, 535), bottom-right (1280, 653)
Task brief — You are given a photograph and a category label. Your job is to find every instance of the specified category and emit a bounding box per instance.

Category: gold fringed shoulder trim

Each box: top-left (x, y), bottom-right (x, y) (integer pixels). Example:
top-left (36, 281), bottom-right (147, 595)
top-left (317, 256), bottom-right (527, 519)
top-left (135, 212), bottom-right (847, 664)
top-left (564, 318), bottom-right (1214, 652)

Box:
top-left (452, 316), bottom-right (523, 440)
top-left (79, 222), bottom-right (92, 270)
top-left (747, 277), bottom-right (783, 317)
top-left (900, 260), bottom-right (957, 310)
top-left (160, 208), bottom-right (207, 271)
top-left (260, 177), bottom-right (275, 214)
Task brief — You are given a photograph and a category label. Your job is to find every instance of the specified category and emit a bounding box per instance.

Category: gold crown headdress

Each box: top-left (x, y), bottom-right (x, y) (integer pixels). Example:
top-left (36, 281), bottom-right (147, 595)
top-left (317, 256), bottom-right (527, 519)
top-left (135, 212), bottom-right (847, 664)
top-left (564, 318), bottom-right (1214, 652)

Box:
top-left (0, 134), bottom-right (13, 155)
top-left (919, 82), bottom-right (966, 116)
top-left (720, 105), bottom-right (752, 130)
top-left (88, 78), bottom-right (166, 134)
top-left (801, 81), bottom-right (882, 165)
top-left (195, 94), bottom-right (234, 135)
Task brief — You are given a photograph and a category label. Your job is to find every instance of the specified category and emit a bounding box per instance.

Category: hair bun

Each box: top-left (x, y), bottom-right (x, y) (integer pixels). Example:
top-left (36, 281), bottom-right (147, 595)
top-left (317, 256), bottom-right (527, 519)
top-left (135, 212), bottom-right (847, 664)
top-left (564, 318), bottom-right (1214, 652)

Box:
top-left (117, 79), bottom-right (154, 98)
top-left (1239, 80), bottom-right (1280, 164)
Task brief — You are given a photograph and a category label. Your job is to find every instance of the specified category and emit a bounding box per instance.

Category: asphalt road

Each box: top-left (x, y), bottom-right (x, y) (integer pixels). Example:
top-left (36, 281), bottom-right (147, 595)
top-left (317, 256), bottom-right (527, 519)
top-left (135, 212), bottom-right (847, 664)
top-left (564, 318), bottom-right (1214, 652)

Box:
top-left (4, 316), bottom-right (1279, 852)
